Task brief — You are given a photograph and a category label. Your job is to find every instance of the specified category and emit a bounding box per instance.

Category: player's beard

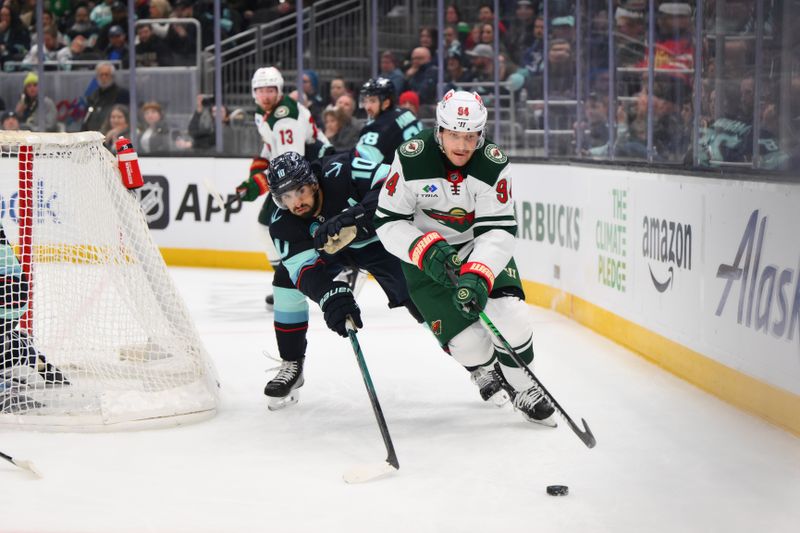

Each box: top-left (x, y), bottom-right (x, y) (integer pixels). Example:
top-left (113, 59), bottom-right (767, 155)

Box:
top-left (293, 190), bottom-right (321, 219)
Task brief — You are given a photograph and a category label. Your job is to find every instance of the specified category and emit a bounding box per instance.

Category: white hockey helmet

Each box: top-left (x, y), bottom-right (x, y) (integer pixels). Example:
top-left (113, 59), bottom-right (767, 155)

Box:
top-left (435, 89), bottom-right (488, 148)
top-left (251, 67), bottom-right (284, 100)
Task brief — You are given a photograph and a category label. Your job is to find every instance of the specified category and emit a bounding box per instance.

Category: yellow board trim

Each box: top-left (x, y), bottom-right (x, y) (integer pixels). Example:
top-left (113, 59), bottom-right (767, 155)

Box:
top-left (522, 279), bottom-right (800, 437)
top-left (159, 248), bottom-right (273, 271)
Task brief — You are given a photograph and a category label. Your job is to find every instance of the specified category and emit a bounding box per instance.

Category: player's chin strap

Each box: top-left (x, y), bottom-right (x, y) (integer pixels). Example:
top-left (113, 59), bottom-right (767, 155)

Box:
top-left (445, 267), bottom-right (596, 449)
top-left (341, 316), bottom-right (399, 483)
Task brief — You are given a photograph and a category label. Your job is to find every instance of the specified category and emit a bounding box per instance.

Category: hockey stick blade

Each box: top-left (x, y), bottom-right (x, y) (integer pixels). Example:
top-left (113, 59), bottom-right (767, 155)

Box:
top-left (0, 451), bottom-right (42, 478)
top-left (343, 461), bottom-right (398, 484)
top-left (444, 268), bottom-right (596, 449)
top-left (320, 226), bottom-right (358, 254)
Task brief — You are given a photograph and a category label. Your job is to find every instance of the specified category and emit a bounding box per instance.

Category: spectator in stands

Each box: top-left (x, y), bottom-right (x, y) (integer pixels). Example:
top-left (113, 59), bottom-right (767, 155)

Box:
top-left (522, 15), bottom-right (545, 76)
top-left (465, 44), bottom-right (494, 97)
top-left (1, 111), bottom-right (21, 131)
top-left (149, 0), bottom-right (172, 39)
top-left (137, 101), bottom-right (171, 154)
top-left (615, 3), bottom-right (646, 67)
top-left (102, 104), bottom-right (130, 153)
top-left (56, 34), bottom-right (101, 69)
top-left (83, 61), bottom-right (130, 133)
top-left (551, 15), bottom-right (575, 43)
top-left (185, 94), bottom-right (233, 152)
top-left (334, 92), bottom-right (355, 115)
top-left (403, 46), bottom-right (438, 105)
top-left (505, 0), bottom-right (536, 65)
top-left (443, 25), bottom-right (462, 58)
top-left (575, 92), bottom-right (610, 153)
top-left (328, 76), bottom-right (348, 107)
top-left (476, 3), bottom-right (506, 38)
top-left (95, 2), bottom-right (128, 52)
top-left (398, 90), bottom-right (420, 117)
top-left (15, 72), bottom-right (57, 132)
top-left (18, 0), bottom-right (37, 29)
top-left (322, 105), bottom-right (359, 152)
top-left (135, 22), bottom-right (172, 67)
top-left (379, 51), bottom-right (404, 99)
top-left (90, 0), bottom-right (115, 30)
top-left (167, 0), bottom-right (199, 66)
top-left (481, 23), bottom-right (511, 59)
top-left (302, 69), bottom-right (325, 127)
top-left (22, 25), bottom-right (61, 65)
top-left (445, 3), bottom-right (462, 27)
top-left (416, 26), bottom-right (438, 64)
top-left (444, 51), bottom-right (474, 92)
top-left (66, 4), bottom-right (99, 48)
top-left (104, 24), bottom-right (129, 64)
top-left (0, 4), bottom-right (31, 68)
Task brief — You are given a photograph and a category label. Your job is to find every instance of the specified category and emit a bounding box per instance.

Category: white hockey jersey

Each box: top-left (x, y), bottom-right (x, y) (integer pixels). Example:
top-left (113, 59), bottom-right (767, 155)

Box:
top-left (254, 95), bottom-right (329, 161)
top-left (375, 129), bottom-right (517, 286)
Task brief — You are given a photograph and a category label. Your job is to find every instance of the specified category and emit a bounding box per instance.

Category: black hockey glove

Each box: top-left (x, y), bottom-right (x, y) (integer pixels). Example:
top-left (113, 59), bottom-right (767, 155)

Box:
top-left (313, 204), bottom-right (368, 252)
top-left (319, 282), bottom-right (363, 337)
top-left (410, 232), bottom-right (461, 288)
top-left (452, 273), bottom-right (489, 321)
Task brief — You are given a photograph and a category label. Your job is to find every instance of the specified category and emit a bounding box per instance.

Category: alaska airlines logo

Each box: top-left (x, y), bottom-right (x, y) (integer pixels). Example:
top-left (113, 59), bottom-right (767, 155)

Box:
top-left (715, 210), bottom-right (800, 342)
top-left (423, 207), bottom-right (475, 231)
top-left (642, 216), bottom-right (692, 293)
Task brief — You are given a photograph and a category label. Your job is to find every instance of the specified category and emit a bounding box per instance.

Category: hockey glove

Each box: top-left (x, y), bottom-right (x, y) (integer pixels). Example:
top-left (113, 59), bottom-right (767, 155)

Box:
top-left (313, 205), bottom-right (368, 253)
top-left (320, 282), bottom-right (363, 337)
top-left (409, 232), bottom-right (461, 288)
top-left (235, 173), bottom-right (269, 202)
top-left (453, 273), bottom-right (489, 321)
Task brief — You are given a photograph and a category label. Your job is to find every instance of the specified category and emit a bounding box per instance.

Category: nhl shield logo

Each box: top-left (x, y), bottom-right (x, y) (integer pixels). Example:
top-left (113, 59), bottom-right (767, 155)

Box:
top-left (137, 177), bottom-right (169, 229)
top-left (431, 319), bottom-right (442, 336)
top-left (484, 144), bottom-right (507, 164)
top-left (274, 105), bottom-right (290, 118)
top-left (400, 139), bottom-right (424, 157)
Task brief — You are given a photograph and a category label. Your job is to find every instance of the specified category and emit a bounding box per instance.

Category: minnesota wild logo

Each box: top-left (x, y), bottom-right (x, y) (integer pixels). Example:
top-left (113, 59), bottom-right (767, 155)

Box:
top-left (431, 320), bottom-right (442, 336)
top-left (274, 106), bottom-right (289, 118)
top-left (423, 207), bottom-right (475, 231)
top-left (400, 139), bottom-right (424, 157)
top-left (484, 143), bottom-right (507, 164)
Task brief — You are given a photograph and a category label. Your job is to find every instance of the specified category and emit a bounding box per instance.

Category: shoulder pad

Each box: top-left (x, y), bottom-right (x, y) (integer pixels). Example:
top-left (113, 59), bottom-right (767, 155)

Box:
top-left (465, 142), bottom-right (510, 185)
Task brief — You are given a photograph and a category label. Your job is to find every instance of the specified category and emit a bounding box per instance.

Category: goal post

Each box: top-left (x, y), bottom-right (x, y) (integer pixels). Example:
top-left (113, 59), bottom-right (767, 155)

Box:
top-left (0, 131), bottom-right (219, 430)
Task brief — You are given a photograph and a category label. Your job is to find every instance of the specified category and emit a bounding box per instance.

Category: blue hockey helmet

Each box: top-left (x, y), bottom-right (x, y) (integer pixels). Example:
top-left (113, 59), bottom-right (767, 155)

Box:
top-left (267, 152), bottom-right (317, 209)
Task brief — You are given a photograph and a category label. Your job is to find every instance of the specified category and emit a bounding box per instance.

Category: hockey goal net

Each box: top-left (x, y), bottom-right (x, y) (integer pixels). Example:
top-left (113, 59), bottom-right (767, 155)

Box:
top-left (0, 131), bottom-right (218, 430)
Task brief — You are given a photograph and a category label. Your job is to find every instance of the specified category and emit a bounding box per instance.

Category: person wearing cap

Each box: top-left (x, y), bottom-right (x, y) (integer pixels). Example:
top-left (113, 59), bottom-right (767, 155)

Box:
top-left (14, 72), bottom-right (57, 132)
top-left (104, 24), bottom-right (129, 63)
top-left (138, 101), bottom-right (172, 154)
top-left (550, 15), bottom-right (575, 42)
top-left (649, 3), bottom-right (694, 72)
top-left (1, 111), bottom-right (21, 131)
top-left (95, 1), bottom-right (128, 52)
top-left (398, 91), bottom-right (420, 116)
top-left (505, 0), bottom-right (537, 65)
top-left (465, 44), bottom-right (495, 100)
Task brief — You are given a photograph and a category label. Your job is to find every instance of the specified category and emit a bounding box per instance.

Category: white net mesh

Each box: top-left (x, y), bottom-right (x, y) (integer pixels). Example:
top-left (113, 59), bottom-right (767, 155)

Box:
top-left (0, 132), bottom-right (218, 430)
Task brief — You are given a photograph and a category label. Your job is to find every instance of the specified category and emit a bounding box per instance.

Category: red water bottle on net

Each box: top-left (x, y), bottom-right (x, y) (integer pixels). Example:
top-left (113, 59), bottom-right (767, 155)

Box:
top-left (115, 137), bottom-right (144, 190)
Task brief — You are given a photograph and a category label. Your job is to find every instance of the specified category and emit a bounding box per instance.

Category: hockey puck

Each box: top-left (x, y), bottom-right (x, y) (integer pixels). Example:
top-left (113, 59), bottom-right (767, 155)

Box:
top-left (546, 485), bottom-right (569, 496)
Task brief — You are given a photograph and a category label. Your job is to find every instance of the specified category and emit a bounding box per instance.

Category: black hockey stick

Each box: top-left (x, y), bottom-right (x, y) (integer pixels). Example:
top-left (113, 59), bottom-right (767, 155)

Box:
top-left (342, 318), bottom-right (399, 483)
top-left (0, 449), bottom-right (41, 477)
top-left (447, 270), bottom-right (596, 449)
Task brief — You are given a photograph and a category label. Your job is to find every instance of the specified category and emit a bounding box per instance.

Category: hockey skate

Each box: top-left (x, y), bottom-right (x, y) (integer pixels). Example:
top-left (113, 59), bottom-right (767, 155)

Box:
top-left (264, 357), bottom-right (304, 411)
top-left (470, 364), bottom-right (512, 407)
top-left (265, 293), bottom-right (274, 311)
top-left (513, 386), bottom-right (557, 427)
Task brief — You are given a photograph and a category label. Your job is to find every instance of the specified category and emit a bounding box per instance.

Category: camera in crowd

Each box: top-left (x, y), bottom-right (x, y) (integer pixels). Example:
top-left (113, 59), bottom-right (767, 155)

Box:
top-left (201, 95), bottom-right (215, 107)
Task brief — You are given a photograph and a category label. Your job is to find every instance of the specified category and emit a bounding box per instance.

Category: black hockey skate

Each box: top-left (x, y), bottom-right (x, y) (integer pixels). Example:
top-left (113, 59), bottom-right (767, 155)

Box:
top-left (265, 293), bottom-right (274, 311)
top-left (470, 364), bottom-right (512, 407)
top-left (513, 386), bottom-right (557, 427)
top-left (264, 357), bottom-right (304, 411)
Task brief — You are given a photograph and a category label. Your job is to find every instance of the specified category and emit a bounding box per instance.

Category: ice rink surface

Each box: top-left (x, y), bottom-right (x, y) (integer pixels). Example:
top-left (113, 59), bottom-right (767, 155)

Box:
top-left (2, 267), bottom-right (799, 533)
